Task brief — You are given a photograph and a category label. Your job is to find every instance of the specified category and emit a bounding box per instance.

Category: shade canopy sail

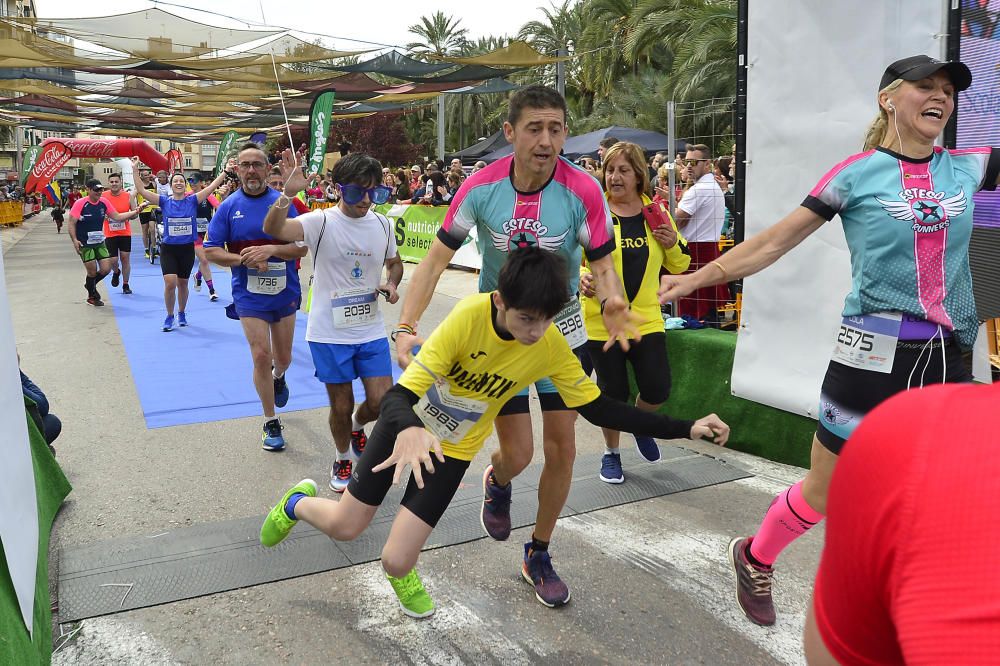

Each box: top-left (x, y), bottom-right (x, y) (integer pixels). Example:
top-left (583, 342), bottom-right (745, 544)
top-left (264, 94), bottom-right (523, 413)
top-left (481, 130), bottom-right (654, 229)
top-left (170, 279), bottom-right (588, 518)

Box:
top-left (1, 9), bottom-right (557, 138)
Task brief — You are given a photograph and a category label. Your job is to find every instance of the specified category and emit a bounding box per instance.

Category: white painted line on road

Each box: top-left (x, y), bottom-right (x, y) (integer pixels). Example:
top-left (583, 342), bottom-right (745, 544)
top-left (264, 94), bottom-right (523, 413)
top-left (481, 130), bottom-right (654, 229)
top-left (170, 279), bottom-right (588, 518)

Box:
top-left (352, 563), bottom-right (539, 665)
top-left (52, 617), bottom-right (179, 666)
top-left (560, 512), bottom-right (810, 666)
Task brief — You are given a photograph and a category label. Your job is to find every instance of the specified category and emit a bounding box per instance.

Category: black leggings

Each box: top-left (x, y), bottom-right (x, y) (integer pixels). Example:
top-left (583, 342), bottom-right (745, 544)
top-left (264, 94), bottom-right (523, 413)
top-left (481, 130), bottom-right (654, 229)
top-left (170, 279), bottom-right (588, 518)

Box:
top-left (349, 415), bottom-right (471, 527)
top-left (586, 332), bottom-right (671, 405)
top-left (160, 243), bottom-right (195, 278)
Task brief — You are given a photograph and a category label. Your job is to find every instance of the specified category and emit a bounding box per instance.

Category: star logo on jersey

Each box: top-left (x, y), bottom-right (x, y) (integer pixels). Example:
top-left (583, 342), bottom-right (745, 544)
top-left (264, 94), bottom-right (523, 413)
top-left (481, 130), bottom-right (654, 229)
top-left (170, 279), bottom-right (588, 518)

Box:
top-left (821, 402), bottom-right (852, 426)
top-left (875, 187), bottom-right (967, 233)
top-left (490, 217), bottom-right (570, 253)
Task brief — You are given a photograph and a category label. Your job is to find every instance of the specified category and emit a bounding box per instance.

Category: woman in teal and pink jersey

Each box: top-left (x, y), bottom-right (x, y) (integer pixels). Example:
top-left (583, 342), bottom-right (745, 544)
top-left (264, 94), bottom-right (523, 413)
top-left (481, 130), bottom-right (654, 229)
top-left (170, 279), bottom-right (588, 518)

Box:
top-left (660, 55), bottom-right (997, 628)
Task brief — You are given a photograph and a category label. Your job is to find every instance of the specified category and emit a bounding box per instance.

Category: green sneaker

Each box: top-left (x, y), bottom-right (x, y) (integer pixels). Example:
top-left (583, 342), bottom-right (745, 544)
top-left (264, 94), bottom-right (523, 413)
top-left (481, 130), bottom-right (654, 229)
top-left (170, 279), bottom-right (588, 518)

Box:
top-left (386, 569), bottom-right (435, 618)
top-left (260, 479), bottom-right (317, 547)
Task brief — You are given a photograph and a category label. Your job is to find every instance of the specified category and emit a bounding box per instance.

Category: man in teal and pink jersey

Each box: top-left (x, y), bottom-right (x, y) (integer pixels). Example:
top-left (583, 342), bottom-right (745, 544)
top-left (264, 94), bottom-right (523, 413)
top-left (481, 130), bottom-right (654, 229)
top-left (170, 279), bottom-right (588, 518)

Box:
top-left (394, 85), bottom-right (640, 608)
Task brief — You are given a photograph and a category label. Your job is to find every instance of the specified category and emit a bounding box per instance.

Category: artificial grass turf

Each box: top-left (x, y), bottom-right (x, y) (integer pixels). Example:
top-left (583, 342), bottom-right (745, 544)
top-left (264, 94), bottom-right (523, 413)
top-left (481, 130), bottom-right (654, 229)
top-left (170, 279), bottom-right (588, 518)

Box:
top-left (0, 400), bottom-right (71, 665)
top-left (649, 328), bottom-right (817, 468)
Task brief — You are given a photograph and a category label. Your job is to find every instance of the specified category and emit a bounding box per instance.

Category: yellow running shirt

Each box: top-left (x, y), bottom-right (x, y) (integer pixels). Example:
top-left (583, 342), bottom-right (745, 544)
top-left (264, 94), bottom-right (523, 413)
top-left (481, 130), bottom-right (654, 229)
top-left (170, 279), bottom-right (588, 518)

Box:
top-left (398, 292), bottom-right (600, 460)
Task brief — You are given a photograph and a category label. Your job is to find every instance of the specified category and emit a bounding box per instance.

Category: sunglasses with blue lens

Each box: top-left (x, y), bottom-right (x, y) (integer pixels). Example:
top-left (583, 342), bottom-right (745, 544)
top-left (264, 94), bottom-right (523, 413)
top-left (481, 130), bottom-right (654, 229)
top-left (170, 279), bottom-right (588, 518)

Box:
top-left (338, 183), bottom-right (392, 205)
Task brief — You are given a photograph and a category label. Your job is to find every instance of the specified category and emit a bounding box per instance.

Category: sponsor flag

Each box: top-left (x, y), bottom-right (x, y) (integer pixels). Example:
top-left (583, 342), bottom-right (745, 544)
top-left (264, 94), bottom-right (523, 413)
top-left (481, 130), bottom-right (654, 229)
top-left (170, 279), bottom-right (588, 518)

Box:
top-left (307, 91), bottom-right (335, 176)
top-left (19, 145), bottom-right (40, 187)
top-left (24, 141), bottom-right (72, 195)
top-left (215, 130), bottom-right (239, 177)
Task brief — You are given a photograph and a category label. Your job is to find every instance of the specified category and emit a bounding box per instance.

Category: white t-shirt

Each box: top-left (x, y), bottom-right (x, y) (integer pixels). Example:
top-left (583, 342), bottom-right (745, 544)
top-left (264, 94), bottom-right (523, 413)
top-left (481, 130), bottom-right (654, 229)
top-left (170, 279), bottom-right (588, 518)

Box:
top-left (156, 181), bottom-right (172, 200)
top-left (677, 172), bottom-right (726, 242)
top-left (299, 207), bottom-right (398, 345)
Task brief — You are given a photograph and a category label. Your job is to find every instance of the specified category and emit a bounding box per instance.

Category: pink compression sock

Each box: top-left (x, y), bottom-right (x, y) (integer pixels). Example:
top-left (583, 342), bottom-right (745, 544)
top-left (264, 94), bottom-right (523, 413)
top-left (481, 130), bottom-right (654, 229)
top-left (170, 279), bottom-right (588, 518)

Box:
top-left (206, 279), bottom-right (214, 289)
top-left (748, 481), bottom-right (824, 567)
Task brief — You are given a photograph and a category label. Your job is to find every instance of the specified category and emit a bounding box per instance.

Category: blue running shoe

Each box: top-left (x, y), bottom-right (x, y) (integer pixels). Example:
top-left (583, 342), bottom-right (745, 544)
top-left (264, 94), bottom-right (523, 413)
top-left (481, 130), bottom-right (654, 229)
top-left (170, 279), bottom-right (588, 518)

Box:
top-left (599, 452), bottom-right (624, 484)
top-left (273, 372), bottom-right (289, 408)
top-left (522, 543), bottom-right (570, 607)
top-left (162, 315), bottom-right (174, 332)
top-left (481, 465), bottom-right (512, 540)
top-left (350, 428), bottom-right (367, 460)
top-left (635, 435), bottom-right (661, 463)
top-left (262, 418), bottom-right (285, 451)
top-left (178, 311), bottom-right (188, 327)
top-left (329, 458), bottom-right (353, 493)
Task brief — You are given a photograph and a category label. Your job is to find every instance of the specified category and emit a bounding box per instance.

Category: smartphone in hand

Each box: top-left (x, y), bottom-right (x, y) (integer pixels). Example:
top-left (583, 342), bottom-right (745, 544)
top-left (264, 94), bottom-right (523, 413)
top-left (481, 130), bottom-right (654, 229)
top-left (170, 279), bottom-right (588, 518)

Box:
top-left (641, 201), bottom-right (671, 231)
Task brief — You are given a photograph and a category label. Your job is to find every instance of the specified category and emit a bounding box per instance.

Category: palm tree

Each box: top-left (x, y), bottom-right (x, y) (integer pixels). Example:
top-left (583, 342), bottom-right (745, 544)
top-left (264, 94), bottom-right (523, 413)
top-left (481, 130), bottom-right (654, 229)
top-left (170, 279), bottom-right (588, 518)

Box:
top-left (517, 0), bottom-right (585, 88)
top-left (407, 12), bottom-right (469, 58)
top-left (577, 0), bottom-right (640, 98)
top-left (629, 0), bottom-right (737, 102)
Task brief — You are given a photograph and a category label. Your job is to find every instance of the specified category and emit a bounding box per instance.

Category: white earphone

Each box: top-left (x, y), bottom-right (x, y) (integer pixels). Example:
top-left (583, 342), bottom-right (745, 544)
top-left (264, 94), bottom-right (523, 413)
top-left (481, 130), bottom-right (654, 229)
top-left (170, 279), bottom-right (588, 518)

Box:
top-left (887, 100), bottom-right (896, 112)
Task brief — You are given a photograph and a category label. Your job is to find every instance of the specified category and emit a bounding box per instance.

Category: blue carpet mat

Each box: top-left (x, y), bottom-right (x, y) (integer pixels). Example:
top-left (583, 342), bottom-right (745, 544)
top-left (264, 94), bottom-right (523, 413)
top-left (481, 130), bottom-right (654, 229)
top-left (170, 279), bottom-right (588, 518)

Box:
top-left (107, 237), bottom-right (401, 429)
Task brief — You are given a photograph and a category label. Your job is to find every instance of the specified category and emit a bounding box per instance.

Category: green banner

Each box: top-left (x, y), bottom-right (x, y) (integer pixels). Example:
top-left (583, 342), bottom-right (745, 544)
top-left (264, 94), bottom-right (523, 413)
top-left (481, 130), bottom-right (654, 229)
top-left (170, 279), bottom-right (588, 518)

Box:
top-left (307, 91), bottom-right (335, 175)
top-left (19, 146), bottom-right (40, 187)
top-left (214, 130), bottom-right (239, 177)
top-left (373, 204), bottom-right (471, 264)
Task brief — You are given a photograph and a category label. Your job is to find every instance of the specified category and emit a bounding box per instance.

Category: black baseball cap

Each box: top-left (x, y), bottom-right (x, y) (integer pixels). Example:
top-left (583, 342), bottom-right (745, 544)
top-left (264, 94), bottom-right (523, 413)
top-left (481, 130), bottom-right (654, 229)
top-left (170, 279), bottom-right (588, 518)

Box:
top-left (85, 178), bottom-right (103, 190)
top-left (879, 55), bottom-right (972, 92)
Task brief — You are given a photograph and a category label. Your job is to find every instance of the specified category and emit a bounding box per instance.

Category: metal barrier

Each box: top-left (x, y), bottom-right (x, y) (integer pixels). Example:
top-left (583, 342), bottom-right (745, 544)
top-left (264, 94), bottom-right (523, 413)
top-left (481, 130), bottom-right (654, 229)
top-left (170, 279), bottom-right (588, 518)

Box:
top-left (0, 201), bottom-right (24, 227)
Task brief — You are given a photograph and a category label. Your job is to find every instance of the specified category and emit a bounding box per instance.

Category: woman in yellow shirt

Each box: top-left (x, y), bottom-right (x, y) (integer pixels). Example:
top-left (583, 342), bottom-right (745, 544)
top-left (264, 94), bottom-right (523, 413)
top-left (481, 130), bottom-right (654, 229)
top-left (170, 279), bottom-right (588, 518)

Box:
top-left (581, 141), bottom-right (691, 483)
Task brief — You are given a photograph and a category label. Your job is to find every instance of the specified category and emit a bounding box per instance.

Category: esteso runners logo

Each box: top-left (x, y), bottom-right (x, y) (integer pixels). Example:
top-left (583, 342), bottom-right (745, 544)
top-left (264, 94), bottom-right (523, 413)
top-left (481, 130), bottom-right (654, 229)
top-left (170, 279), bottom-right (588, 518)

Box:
top-left (876, 187), bottom-right (968, 233)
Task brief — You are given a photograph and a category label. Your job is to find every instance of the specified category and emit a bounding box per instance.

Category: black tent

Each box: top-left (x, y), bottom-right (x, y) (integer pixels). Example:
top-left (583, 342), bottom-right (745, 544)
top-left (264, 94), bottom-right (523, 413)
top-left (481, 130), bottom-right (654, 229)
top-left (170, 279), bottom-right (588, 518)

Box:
top-left (447, 130), bottom-right (509, 163)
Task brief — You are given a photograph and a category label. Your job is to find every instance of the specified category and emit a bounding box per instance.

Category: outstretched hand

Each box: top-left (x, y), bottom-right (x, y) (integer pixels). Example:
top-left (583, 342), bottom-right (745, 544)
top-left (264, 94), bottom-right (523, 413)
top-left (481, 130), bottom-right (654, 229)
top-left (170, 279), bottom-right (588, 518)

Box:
top-left (690, 414), bottom-right (729, 446)
top-left (371, 426), bottom-right (444, 489)
top-left (278, 148), bottom-right (316, 196)
top-left (658, 274), bottom-right (698, 305)
top-left (395, 332), bottom-right (424, 369)
top-left (601, 296), bottom-right (643, 352)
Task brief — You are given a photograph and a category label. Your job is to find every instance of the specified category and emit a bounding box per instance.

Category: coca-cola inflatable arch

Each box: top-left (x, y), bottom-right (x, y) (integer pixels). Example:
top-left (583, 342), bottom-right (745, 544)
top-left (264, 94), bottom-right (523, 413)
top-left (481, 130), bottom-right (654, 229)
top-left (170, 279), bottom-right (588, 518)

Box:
top-left (26, 138), bottom-right (182, 195)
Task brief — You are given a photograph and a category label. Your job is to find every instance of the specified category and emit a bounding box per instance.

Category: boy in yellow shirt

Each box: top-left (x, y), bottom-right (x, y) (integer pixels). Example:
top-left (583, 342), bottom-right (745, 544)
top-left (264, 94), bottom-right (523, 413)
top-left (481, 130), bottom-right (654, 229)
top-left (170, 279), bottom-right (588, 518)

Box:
top-left (259, 247), bottom-right (728, 617)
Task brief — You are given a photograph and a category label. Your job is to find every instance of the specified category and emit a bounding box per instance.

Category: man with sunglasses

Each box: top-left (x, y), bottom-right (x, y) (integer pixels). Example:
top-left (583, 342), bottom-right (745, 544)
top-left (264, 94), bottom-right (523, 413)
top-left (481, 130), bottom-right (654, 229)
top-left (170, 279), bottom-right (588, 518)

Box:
top-left (673, 144), bottom-right (728, 323)
top-left (264, 150), bottom-right (403, 492)
top-left (204, 144), bottom-right (308, 452)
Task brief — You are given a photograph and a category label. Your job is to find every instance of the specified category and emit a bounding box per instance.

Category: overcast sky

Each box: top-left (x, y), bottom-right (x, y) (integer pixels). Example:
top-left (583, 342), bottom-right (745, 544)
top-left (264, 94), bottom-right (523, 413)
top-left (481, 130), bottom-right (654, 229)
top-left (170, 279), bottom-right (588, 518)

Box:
top-left (34, 0), bottom-right (552, 53)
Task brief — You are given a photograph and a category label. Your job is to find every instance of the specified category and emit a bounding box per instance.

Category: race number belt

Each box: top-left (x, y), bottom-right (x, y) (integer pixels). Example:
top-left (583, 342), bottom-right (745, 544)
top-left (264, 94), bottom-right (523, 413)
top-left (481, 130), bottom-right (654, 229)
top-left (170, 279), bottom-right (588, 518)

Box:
top-left (831, 312), bottom-right (901, 373)
top-left (166, 217), bottom-right (192, 237)
top-left (415, 379), bottom-right (488, 443)
top-left (554, 299), bottom-right (587, 349)
top-left (331, 288), bottom-right (379, 328)
top-left (246, 261), bottom-right (287, 295)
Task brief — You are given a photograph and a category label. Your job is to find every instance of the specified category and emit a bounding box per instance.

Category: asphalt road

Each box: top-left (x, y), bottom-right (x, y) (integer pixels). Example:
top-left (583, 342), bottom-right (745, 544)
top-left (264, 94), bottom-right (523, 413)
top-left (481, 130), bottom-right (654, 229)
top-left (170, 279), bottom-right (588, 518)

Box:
top-left (4, 217), bottom-right (821, 665)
